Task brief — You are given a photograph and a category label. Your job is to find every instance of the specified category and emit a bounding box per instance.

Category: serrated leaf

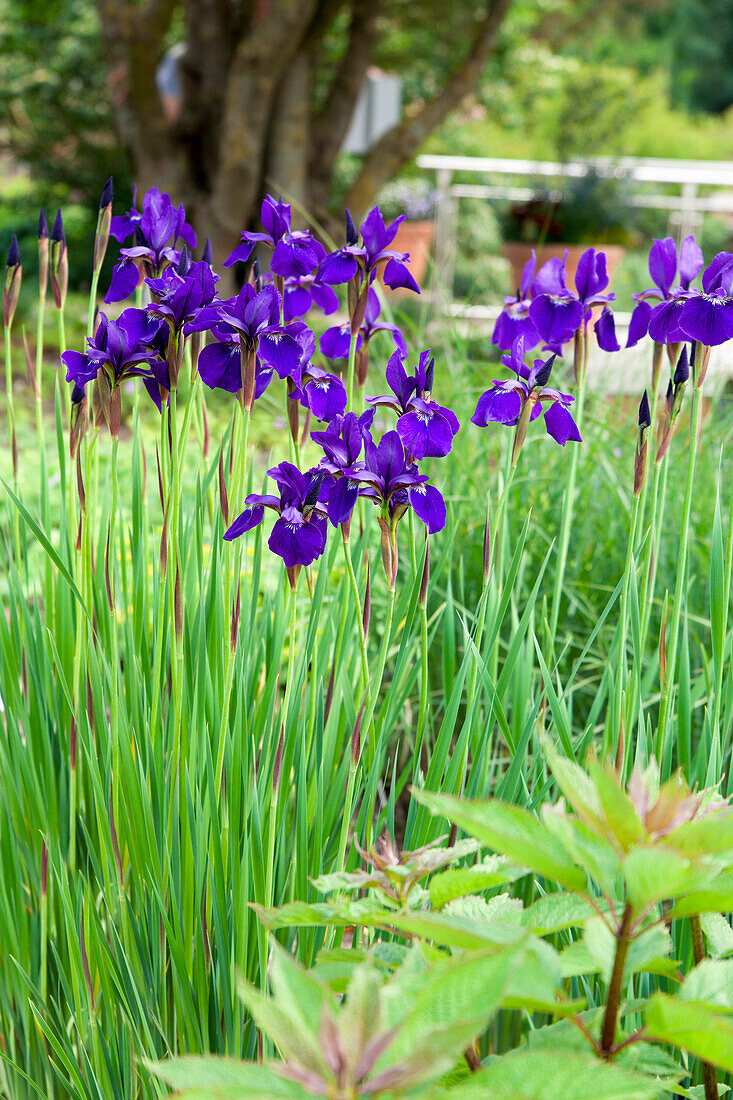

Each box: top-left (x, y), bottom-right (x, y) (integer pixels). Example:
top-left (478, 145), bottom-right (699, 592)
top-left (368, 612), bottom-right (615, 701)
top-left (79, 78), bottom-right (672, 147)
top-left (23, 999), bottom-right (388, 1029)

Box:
top-left (519, 892), bottom-right (606, 934)
top-left (414, 790), bottom-right (586, 892)
top-left (446, 1049), bottom-right (660, 1099)
top-left (560, 919), bottom-right (671, 982)
top-left (146, 1056), bottom-right (305, 1095)
top-left (646, 994), bottom-right (733, 1072)
top-left (668, 873), bottom-right (733, 918)
top-left (622, 847), bottom-right (723, 911)
top-left (428, 857), bottom-right (526, 910)
top-left (235, 979), bottom-right (328, 1077)
top-left (679, 959), bottom-right (733, 1009)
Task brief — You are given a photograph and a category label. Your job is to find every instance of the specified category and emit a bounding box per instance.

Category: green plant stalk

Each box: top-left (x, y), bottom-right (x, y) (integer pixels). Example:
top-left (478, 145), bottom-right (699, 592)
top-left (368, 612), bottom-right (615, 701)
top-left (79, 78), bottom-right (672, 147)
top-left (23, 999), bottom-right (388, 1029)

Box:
top-left (656, 379), bottom-right (704, 765)
top-left (711, 486), bottom-right (733, 746)
top-left (612, 490), bottom-right (641, 749)
top-left (634, 341), bottom-right (664, 548)
top-left (415, 602), bottom-right (430, 762)
top-left (215, 406), bottom-right (250, 795)
top-left (109, 436), bottom-right (121, 825)
top-left (600, 901), bottom-right (634, 1056)
top-left (346, 330), bottom-right (358, 413)
top-left (4, 325), bottom-right (21, 564)
top-left (341, 533), bottom-right (370, 693)
top-left (149, 399), bottom-right (170, 741)
top-left (167, 386), bottom-right (184, 832)
top-left (467, 464), bottom-right (516, 712)
top-left (363, 586), bottom-right (395, 771)
top-left (549, 325), bottom-right (588, 640)
top-left (86, 270), bottom-right (100, 341)
top-left (690, 913), bottom-right (717, 1100)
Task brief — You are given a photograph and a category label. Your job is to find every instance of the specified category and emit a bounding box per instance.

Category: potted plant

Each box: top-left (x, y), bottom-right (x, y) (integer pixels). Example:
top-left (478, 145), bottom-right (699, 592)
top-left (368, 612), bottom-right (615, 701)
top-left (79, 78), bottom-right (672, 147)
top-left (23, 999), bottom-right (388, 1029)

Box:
top-left (500, 169), bottom-right (638, 292)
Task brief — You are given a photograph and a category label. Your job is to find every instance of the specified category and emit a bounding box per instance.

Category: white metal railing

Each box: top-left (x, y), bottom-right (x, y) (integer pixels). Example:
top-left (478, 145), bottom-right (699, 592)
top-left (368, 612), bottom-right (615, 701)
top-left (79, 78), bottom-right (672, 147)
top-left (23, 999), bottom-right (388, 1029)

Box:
top-left (416, 153), bottom-right (733, 302)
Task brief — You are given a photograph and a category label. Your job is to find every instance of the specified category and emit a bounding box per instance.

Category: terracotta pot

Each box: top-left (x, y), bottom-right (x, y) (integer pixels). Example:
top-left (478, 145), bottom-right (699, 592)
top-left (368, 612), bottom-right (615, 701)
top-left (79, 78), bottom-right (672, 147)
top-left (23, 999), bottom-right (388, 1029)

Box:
top-left (384, 220), bottom-right (435, 293)
top-left (501, 241), bottom-right (626, 296)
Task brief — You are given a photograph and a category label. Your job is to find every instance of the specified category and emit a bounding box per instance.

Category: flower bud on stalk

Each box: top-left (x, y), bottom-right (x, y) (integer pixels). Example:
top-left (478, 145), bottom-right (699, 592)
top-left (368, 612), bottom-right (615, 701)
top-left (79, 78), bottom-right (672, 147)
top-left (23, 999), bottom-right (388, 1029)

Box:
top-left (240, 346), bottom-right (256, 413)
top-left (378, 516), bottom-right (398, 592)
top-left (49, 210), bottom-right (68, 311)
top-left (93, 177), bottom-right (113, 275)
top-left (656, 346), bottom-right (690, 463)
top-left (3, 235), bottom-right (22, 329)
top-left (634, 389), bottom-right (651, 496)
top-left (511, 390), bottom-right (539, 468)
top-left (286, 377), bottom-right (299, 445)
top-left (38, 209), bottom-right (49, 301)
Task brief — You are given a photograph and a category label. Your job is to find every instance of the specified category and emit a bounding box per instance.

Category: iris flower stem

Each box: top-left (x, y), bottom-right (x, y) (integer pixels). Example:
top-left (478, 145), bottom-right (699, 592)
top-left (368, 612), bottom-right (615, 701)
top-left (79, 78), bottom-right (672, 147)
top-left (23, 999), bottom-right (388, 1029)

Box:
top-left (4, 325), bottom-right (21, 564)
top-left (346, 331), bottom-right (358, 413)
top-left (262, 585), bottom-right (298, 983)
top-left (149, 402), bottom-right (170, 741)
top-left (364, 587), bottom-right (395, 771)
top-left (109, 436), bottom-right (120, 810)
top-left (167, 386), bottom-right (185, 835)
top-left (467, 465), bottom-right (516, 712)
top-left (656, 375), bottom-right (704, 766)
top-left (549, 325), bottom-right (588, 642)
top-left (35, 293), bottom-right (48, 515)
top-left (415, 601), bottom-right (430, 764)
top-left (341, 533), bottom-right (370, 693)
top-left (635, 342), bottom-right (664, 549)
top-left (612, 490), bottom-right (641, 751)
top-left (56, 309), bottom-right (71, 427)
top-left (216, 406), bottom-right (250, 796)
top-left (86, 270), bottom-right (100, 341)
top-left (712, 487), bottom-right (733, 749)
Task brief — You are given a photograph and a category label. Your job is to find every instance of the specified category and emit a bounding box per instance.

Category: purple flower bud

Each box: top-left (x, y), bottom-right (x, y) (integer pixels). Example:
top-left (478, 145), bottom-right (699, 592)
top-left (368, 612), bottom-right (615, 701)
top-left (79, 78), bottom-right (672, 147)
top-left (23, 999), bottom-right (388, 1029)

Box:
top-left (99, 176), bottom-right (114, 209)
top-left (638, 389), bottom-right (651, 430)
top-left (176, 245), bottom-right (189, 275)
top-left (37, 209), bottom-right (48, 239)
top-left (50, 209), bottom-right (65, 243)
top-left (345, 208), bottom-right (358, 246)
top-left (6, 235), bottom-right (20, 268)
top-left (202, 236), bottom-right (213, 265)
top-left (533, 353), bottom-right (555, 388)
top-left (674, 346), bottom-right (689, 386)
top-left (253, 255), bottom-right (262, 293)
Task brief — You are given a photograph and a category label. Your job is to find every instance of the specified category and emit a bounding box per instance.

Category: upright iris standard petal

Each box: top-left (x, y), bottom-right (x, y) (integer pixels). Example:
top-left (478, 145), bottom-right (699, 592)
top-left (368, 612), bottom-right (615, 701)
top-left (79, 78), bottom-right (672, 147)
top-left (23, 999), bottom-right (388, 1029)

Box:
top-left (574, 249), bottom-right (608, 303)
top-left (678, 235), bottom-right (704, 290)
top-left (530, 253), bottom-right (568, 297)
top-left (648, 238), bottom-right (678, 298)
top-left (408, 483), bottom-right (446, 533)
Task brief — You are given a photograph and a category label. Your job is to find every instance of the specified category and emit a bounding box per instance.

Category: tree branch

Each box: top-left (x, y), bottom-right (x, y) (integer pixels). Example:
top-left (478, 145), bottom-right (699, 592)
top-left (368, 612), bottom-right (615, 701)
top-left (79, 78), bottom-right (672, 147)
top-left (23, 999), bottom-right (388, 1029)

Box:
top-left (342, 0), bottom-right (512, 217)
top-left (308, 0), bottom-right (384, 218)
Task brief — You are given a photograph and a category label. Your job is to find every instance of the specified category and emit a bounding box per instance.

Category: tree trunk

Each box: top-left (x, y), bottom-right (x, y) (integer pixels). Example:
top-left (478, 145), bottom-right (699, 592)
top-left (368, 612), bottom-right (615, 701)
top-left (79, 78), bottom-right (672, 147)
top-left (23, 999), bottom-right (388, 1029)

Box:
top-left (343, 0), bottom-right (511, 218)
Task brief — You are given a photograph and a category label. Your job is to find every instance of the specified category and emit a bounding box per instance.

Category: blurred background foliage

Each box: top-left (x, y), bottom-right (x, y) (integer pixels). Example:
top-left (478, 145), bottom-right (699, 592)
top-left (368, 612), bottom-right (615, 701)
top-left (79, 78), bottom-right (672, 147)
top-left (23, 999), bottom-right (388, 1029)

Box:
top-left (1, 0), bottom-right (733, 294)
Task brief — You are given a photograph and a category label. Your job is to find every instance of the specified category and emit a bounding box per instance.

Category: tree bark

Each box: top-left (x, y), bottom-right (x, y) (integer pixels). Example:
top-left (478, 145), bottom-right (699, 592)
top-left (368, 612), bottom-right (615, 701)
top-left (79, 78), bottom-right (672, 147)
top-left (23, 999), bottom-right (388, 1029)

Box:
top-left (342, 0), bottom-right (511, 218)
top-left (308, 0), bottom-right (384, 222)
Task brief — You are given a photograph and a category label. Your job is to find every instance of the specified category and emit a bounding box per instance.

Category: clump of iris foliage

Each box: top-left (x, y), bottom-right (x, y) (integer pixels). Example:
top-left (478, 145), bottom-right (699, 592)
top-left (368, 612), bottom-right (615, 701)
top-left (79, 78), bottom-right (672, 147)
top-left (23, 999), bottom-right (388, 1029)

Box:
top-left (0, 178), bottom-right (732, 1100)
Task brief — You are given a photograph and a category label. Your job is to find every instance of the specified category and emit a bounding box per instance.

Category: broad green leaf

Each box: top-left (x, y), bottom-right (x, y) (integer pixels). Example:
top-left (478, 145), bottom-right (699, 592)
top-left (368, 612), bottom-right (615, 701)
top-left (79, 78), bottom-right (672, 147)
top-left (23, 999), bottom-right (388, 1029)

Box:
top-left (519, 892), bottom-right (606, 934)
top-left (622, 847), bottom-right (724, 911)
top-left (667, 813), bottom-right (733, 859)
top-left (446, 1048), bottom-right (660, 1099)
top-left (646, 994), bottom-right (733, 1072)
top-left (414, 790), bottom-right (586, 891)
top-left (235, 979), bottom-right (328, 1077)
top-left (269, 942), bottom-right (328, 1040)
top-left (146, 1056), bottom-right (305, 1095)
top-left (668, 872), bottom-right (733, 917)
top-left (428, 857), bottom-right (526, 910)
top-left (589, 760), bottom-right (646, 851)
top-left (561, 919), bottom-right (671, 982)
top-left (541, 807), bottom-right (620, 894)
top-left (679, 959), bottom-right (733, 1009)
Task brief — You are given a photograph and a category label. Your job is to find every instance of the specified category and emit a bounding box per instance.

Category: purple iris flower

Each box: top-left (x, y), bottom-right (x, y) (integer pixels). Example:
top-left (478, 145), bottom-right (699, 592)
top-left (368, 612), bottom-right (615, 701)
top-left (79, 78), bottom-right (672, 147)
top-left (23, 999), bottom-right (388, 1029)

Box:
top-left (311, 409), bottom-right (375, 526)
top-left (223, 462), bottom-right (328, 569)
top-left (289, 363), bottom-right (347, 423)
top-left (105, 187), bottom-right (197, 304)
top-left (185, 283), bottom-right (301, 400)
top-left (366, 349), bottom-right (460, 459)
top-left (678, 251), bottom-right (733, 346)
top-left (492, 252), bottom-right (541, 351)
top-left (146, 250), bottom-right (219, 333)
top-left (317, 206), bottom-right (420, 295)
top-left (471, 336), bottom-right (581, 450)
top-left (61, 308), bottom-right (163, 389)
top-left (224, 195), bottom-right (326, 278)
top-left (625, 236), bottom-right (705, 347)
top-left (527, 248), bottom-right (615, 354)
top-left (351, 430), bottom-right (446, 534)
top-left (281, 274), bottom-right (339, 323)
